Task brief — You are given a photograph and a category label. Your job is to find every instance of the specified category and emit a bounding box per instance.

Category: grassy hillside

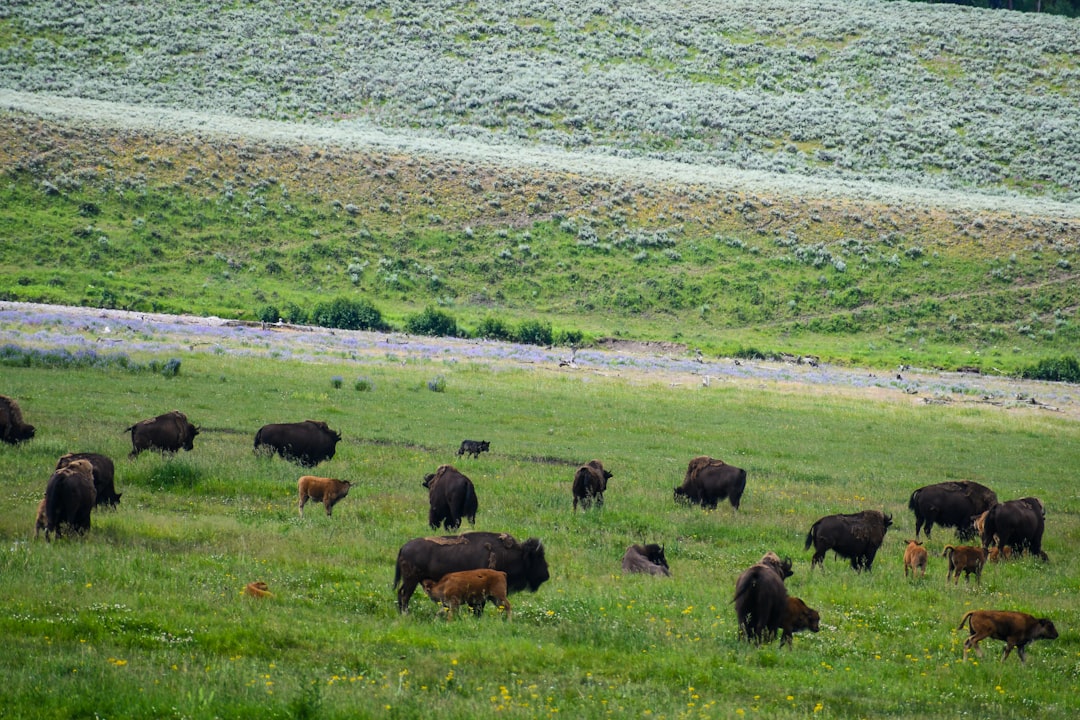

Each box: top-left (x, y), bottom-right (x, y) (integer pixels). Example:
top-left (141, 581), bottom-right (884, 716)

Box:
top-left (2, 1), bottom-right (1080, 371)
top-left (1, 337), bottom-right (1079, 718)
top-left (1, 114), bottom-right (1078, 372)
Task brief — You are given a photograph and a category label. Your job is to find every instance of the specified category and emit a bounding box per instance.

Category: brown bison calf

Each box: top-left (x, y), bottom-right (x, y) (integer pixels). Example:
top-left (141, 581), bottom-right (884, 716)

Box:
top-left (943, 544), bottom-right (986, 585)
top-left (779, 596), bottom-right (820, 647)
top-left (297, 475), bottom-right (352, 517)
top-left (422, 568), bottom-right (511, 620)
top-left (903, 539), bottom-right (928, 578)
top-left (244, 581), bottom-right (273, 598)
top-left (958, 610), bottom-right (1058, 663)
top-left (987, 546), bottom-right (1013, 563)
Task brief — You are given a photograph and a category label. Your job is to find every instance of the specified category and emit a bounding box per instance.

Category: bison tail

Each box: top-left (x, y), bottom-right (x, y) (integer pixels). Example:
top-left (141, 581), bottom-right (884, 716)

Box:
top-left (907, 489), bottom-right (920, 511)
top-left (803, 524), bottom-right (817, 551)
top-left (957, 611), bottom-right (975, 631)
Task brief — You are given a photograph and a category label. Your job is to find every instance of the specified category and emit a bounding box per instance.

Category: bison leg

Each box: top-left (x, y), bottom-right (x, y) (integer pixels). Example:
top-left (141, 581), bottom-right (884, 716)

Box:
top-left (811, 550), bottom-right (825, 569)
top-left (397, 579), bottom-right (419, 613)
top-left (324, 500), bottom-right (333, 517)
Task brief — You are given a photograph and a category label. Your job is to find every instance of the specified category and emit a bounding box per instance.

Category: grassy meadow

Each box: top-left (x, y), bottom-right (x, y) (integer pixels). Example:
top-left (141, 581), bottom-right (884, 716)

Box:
top-left (2, 346), bottom-right (1079, 719)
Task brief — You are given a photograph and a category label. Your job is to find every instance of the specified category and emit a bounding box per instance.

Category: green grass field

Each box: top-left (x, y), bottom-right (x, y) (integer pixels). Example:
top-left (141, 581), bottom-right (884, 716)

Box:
top-left (2, 344), bottom-right (1078, 719)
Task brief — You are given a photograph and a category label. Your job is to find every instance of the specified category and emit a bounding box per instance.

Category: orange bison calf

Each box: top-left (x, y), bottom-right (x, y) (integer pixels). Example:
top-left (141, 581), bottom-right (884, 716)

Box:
top-left (943, 545), bottom-right (986, 585)
top-left (958, 610), bottom-right (1058, 663)
top-left (903, 539), bottom-right (928, 578)
top-left (779, 596), bottom-right (820, 647)
top-left (421, 568), bottom-right (511, 620)
top-left (297, 475), bottom-right (352, 517)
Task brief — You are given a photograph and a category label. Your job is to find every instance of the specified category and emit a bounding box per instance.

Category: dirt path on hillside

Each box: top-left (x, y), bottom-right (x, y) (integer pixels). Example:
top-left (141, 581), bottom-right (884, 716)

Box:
top-left (3, 89), bottom-right (1080, 221)
top-left (2, 301), bottom-right (1077, 421)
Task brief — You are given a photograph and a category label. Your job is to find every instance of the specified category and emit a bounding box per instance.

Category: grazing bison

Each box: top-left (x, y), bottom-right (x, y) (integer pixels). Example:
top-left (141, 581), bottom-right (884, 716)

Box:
top-left (254, 420), bottom-right (341, 467)
top-left (908, 480), bottom-right (997, 540)
top-left (43, 458), bottom-right (96, 540)
top-left (958, 610), bottom-right (1058, 663)
top-left (422, 569), bottom-right (511, 619)
top-left (394, 531), bottom-right (549, 613)
top-left (126, 410), bottom-right (199, 458)
top-left (297, 475), bottom-right (352, 517)
top-left (423, 465), bottom-right (478, 531)
top-left (674, 456), bottom-right (746, 510)
top-left (572, 459), bottom-right (612, 511)
top-left (779, 596), bottom-right (820, 647)
top-left (457, 440), bottom-right (490, 458)
top-left (805, 510), bottom-right (892, 571)
top-left (0, 395), bottom-right (35, 444)
top-left (903, 539), bottom-right (928, 578)
top-left (56, 452), bottom-right (120, 507)
top-left (733, 551), bottom-right (794, 643)
top-left (943, 545), bottom-right (987, 585)
top-left (621, 543), bottom-right (671, 577)
top-left (980, 498), bottom-right (1047, 560)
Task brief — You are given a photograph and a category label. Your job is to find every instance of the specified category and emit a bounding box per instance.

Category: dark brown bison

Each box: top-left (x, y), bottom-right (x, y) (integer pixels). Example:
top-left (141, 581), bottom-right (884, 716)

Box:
top-left (805, 510), bottom-right (892, 571)
top-left (674, 456), bottom-right (746, 510)
top-left (980, 498), bottom-right (1047, 560)
top-left (958, 610), bottom-right (1058, 663)
top-left (56, 453), bottom-right (121, 507)
top-left (908, 480), bottom-right (997, 540)
top-left (457, 440), bottom-right (490, 458)
top-left (423, 465), bottom-right (478, 530)
top-left (0, 395), bottom-right (35, 444)
top-left (254, 420), bottom-right (341, 467)
top-left (43, 458), bottom-right (96, 540)
top-left (422, 569), bottom-right (511, 619)
top-left (621, 543), bottom-right (671, 576)
top-left (393, 531), bottom-right (549, 613)
top-left (125, 410), bottom-right (199, 458)
top-left (943, 545), bottom-right (987, 585)
top-left (733, 551), bottom-right (794, 643)
top-left (297, 475), bottom-right (351, 517)
top-left (572, 459), bottom-right (612, 511)
top-left (779, 596), bottom-right (820, 647)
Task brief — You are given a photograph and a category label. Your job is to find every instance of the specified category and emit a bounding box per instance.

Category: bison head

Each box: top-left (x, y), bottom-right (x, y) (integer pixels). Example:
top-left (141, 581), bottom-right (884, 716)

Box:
top-left (643, 543), bottom-right (668, 569)
top-left (520, 538), bottom-right (550, 591)
top-left (422, 473), bottom-right (436, 488)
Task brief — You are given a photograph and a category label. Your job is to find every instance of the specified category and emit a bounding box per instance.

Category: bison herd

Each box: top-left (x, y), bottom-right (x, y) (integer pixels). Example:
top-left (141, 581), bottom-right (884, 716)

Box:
top-left (3, 392), bottom-right (1063, 661)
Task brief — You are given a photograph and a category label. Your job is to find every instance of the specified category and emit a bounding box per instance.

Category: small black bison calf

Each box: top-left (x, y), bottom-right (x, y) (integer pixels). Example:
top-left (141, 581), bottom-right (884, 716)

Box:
top-left (457, 440), bottom-right (490, 458)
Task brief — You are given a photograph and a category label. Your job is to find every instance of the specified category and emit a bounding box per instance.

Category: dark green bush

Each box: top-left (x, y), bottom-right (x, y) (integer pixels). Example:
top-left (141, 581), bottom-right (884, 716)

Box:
top-left (256, 305), bottom-right (280, 323)
top-left (554, 328), bottom-right (584, 346)
top-left (310, 297), bottom-right (386, 331)
top-left (474, 315), bottom-right (514, 341)
top-left (405, 306), bottom-right (458, 337)
top-left (1020, 355), bottom-right (1080, 383)
top-left (515, 319), bottom-right (553, 346)
top-left (281, 302), bottom-right (308, 324)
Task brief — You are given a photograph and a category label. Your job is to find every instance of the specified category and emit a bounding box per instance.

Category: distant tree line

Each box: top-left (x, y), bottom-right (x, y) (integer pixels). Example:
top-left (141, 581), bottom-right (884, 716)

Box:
top-left (908, 0), bottom-right (1080, 15)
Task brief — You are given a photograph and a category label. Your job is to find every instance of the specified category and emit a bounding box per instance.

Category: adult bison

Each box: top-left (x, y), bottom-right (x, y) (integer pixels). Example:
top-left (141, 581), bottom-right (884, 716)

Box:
top-left (980, 498), bottom-right (1047, 560)
top-left (908, 480), bottom-right (997, 540)
top-left (734, 551), bottom-right (794, 643)
top-left (0, 395), bottom-right (35, 444)
top-left (621, 543), bottom-right (671, 577)
top-left (43, 458), bottom-right (96, 540)
top-left (56, 452), bottom-right (121, 507)
top-left (423, 465), bottom-right (478, 531)
top-left (805, 510), bottom-right (892, 571)
top-left (393, 531), bottom-right (549, 613)
top-left (253, 420), bottom-right (341, 467)
top-left (572, 459), bottom-right (612, 511)
top-left (125, 410), bottom-right (199, 458)
top-left (674, 456), bottom-right (746, 510)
